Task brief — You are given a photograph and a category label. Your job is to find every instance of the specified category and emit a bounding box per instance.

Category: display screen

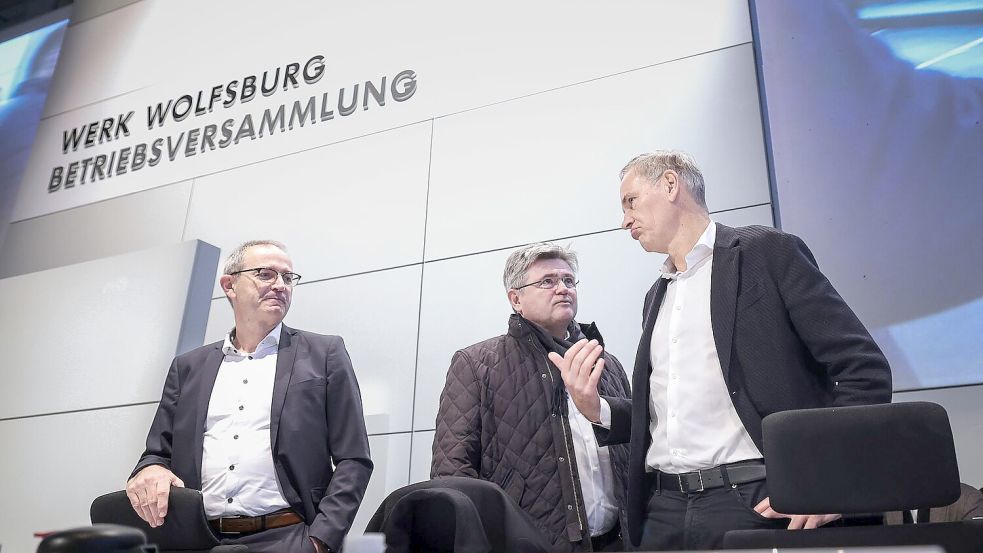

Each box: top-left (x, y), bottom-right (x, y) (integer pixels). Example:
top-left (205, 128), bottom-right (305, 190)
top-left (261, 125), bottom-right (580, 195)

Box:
top-left (0, 18), bottom-right (69, 247)
top-left (750, 0), bottom-right (983, 390)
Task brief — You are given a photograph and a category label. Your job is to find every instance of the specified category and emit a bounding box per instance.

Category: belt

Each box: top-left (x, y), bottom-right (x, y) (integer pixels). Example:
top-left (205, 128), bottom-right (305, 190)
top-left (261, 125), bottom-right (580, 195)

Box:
top-left (651, 461), bottom-right (766, 493)
top-left (209, 509), bottom-right (303, 534)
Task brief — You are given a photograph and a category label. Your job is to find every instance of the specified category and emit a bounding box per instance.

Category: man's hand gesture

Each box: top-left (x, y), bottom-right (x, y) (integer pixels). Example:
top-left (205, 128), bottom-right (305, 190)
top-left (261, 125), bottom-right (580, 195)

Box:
top-left (548, 339), bottom-right (605, 423)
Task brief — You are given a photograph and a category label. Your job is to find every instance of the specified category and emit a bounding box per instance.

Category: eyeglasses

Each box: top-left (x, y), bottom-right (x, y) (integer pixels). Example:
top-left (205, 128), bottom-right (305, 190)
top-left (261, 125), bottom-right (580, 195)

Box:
top-left (228, 267), bottom-right (302, 287)
top-left (514, 274), bottom-right (578, 291)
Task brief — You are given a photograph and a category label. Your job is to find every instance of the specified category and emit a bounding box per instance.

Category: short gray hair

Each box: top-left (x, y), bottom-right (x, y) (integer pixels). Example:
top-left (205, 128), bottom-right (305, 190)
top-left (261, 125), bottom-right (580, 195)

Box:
top-left (620, 150), bottom-right (707, 210)
top-left (222, 240), bottom-right (288, 275)
top-left (503, 242), bottom-right (579, 290)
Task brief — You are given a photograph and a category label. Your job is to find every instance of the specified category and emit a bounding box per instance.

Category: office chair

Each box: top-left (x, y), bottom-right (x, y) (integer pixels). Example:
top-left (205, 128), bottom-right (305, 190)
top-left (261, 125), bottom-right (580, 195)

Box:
top-left (723, 402), bottom-right (983, 552)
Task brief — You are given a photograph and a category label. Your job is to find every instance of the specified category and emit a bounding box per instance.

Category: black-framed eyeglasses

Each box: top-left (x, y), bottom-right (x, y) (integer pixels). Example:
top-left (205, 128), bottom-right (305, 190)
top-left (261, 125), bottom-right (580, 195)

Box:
top-left (228, 267), bottom-right (302, 287)
top-left (514, 274), bottom-right (578, 291)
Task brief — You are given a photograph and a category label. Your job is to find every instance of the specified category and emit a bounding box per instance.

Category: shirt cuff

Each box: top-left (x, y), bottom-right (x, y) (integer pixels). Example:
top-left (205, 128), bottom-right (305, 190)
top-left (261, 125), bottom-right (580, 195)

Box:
top-left (593, 398), bottom-right (612, 428)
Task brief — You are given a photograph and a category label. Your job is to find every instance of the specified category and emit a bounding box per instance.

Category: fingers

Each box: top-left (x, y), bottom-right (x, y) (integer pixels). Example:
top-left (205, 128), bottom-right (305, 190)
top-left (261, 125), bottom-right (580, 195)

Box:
top-left (754, 496), bottom-right (786, 520)
top-left (155, 477), bottom-right (172, 520)
top-left (786, 515), bottom-right (807, 530)
top-left (125, 487), bottom-right (152, 526)
top-left (587, 358), bottom-right (605, 389)
top-left (125, 465), bottom-right (179, 528)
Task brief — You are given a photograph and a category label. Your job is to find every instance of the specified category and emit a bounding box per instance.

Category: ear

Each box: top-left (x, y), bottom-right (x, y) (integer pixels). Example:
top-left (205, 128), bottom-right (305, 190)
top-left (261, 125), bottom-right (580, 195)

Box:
top-left (663, 170), bottom-right (680, 201)
top-left (507, 289), bottom-right (523, 314)
top-left (220, 274), bottom-right (236, 300)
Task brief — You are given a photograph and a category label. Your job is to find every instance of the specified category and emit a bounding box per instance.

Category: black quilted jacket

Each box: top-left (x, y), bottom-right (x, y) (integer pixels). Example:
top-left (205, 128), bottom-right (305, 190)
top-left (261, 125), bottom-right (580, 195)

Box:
top-left (431, 314), bottom-right (631, 551)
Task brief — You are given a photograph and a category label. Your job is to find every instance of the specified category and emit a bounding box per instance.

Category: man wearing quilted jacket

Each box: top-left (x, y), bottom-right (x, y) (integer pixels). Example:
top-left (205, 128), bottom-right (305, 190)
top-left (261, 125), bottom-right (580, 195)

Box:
top-left (431, 242), bottom-right (631, 552)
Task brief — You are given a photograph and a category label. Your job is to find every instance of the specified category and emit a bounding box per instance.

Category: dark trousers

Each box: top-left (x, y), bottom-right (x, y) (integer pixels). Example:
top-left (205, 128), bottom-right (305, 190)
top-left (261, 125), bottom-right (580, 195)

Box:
top-left (218, 522), bottom-right (316, 553)
top-left (637, 474), bottom-right (786, 550)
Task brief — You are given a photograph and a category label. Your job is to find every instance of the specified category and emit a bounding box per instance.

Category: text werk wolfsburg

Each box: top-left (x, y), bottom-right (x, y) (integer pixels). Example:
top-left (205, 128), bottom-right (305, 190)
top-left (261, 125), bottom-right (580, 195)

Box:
top-left (48, 55), bottom-right (417, 193)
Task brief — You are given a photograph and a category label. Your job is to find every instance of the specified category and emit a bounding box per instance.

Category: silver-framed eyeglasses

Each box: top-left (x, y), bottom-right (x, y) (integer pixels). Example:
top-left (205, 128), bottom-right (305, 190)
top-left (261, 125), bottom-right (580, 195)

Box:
top-left (514, 274), bottom-right (578, 290)
top-left (228, 267), bottom-right (302, 287)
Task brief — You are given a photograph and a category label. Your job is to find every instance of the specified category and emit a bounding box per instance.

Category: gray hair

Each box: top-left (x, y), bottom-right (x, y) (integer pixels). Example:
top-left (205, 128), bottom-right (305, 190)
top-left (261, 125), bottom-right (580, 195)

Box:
top-left (620, 150), bottom-right (708, 210)
top-left (503, 242), bottom-right (579, 290)
top-left (222, 240), bottom-right (288, 275)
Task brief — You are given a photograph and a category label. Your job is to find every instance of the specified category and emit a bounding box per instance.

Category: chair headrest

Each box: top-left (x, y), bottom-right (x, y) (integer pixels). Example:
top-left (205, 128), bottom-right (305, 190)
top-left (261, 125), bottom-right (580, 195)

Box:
top-left (763, 402), bottom-right (960, 514)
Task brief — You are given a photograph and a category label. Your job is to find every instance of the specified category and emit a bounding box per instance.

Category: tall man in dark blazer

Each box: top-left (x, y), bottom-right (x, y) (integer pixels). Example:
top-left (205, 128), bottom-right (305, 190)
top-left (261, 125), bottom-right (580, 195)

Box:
top-left (551, 151), bottom-right (892, 550)
top-left (126, 240), bottom-right (372, 553)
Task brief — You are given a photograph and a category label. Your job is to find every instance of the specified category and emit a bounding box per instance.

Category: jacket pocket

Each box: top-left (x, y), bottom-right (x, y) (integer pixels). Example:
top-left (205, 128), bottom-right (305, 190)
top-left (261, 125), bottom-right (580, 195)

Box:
top-left (737, 281), bottom-right (764, 312)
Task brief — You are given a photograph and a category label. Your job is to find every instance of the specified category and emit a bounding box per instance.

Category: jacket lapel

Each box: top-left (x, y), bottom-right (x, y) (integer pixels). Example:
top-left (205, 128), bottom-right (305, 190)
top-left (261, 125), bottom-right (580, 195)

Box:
top-left (710, 223), bottom-right (740, 384)
top-left (193, 344), bottom-right (225, 487)
top-left (270, 324), bottom-right (299, 450)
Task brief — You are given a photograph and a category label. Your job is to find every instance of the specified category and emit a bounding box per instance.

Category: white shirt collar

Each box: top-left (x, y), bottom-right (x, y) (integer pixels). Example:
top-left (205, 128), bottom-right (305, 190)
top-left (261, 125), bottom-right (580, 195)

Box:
top-left (222, 322), bottom-right (282, 356)
top-left (661, 220), bottom-right (715, 280)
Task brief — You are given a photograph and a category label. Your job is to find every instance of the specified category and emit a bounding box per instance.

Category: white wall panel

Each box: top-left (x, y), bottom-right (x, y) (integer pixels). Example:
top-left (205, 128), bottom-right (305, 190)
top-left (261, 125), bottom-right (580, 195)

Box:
top-left (0, 403), bottom-right (159, 553)
top-left (712, 204), bottom-right (774, 229)
top-left (184, 122), bottom-right (431, 297)
top-left (424, 44), bottom-right (769, 261)
top-left (205, 265), bottom-right (422, 435)
top-left (45, 1), bottom-right (750, 119)
top-left (0, 180), bottom-right (192, 278)
top-left (410, 430), bottom-right (436, 485)
top-left (351, 433), bottom-right (411, 534)
top-left (20, 1), bottom-right (752, 221)
top-left (0, 241), bottom-right (217, 419)
top-left (413, 248), bottom-right (516, 430)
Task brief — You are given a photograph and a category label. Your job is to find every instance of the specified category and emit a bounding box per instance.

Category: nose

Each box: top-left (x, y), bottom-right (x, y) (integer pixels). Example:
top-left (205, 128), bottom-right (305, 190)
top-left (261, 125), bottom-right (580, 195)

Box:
top-left (270, 273), bottom-right (288, 290)
top-left (622, 212), bottom-right (634, 230)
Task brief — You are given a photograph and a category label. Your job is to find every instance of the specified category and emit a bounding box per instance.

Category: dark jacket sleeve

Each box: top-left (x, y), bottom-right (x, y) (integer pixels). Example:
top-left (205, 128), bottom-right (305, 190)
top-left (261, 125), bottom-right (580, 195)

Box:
top-left (431, 350), bottom-right (482, 477)
top-left (309, 337), bottom-right (374, 549)
top-left (595, 351), bottom-right (633, 446)
top-left (131, 357), bottom-right (181, 478)
top-left (776, 232), bottom-right (892, 405)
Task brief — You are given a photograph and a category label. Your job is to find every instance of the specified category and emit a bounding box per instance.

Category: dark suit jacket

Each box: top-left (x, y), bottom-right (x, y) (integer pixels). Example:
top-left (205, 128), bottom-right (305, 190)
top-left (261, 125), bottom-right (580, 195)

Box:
top-left (133, 325), bottom-right (373, 551)
top-left (600, 224), bottom-right (892, 546)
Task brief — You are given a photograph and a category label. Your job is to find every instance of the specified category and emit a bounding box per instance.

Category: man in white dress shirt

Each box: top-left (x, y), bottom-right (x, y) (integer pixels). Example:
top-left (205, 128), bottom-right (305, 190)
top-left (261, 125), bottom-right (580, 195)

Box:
top-left (432, 242), bottom-right (632, 551)
top-left (551, 151), bottom-right (891, 549)
top-left (126, 240), bottom-right (372, 553)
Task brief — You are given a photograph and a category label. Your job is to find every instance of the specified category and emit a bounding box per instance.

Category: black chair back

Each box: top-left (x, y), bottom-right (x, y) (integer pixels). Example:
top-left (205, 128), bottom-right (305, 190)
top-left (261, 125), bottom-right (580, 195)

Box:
top-left (90, 488), bottom-right (219, 552)
top-left (764, 401), bottom-right (960, 514)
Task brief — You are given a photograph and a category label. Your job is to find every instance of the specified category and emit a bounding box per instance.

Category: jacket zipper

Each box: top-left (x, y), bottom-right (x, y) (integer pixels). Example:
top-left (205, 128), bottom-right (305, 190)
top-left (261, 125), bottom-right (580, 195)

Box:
top-left (544, 355), bottom-right (587, 542)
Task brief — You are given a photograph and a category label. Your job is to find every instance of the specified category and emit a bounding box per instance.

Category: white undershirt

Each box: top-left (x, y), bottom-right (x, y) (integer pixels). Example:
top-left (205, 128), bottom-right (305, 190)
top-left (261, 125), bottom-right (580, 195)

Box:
top-left (567, 394), bottom-right (618, 536)
top-left (646, 221), bottom-right (762, 473)
top-left (200, 323), bottom-right (291, 517)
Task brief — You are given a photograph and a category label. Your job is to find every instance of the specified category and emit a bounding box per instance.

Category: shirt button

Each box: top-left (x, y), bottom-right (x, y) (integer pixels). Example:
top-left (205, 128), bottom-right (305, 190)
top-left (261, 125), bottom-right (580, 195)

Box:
top-left (558, 457), bottom-right (565, 463)
top-left (243, 379), bottom-right (248, 384)
top-left (229, 465), bottom-right (235, 471)
top-left (671, 374), bottom-right (678, 380)
top-left (567, 505), bottom-right (573, 511)
top-left (238, 405), bottom-right (244, 411)
top-left (541, 373), bottom-right (547, 379)
top-left (671, 338), bottom-right (678, 344)
top-left (233, 434), bottom-right (239, 440)
top-left (675, 305), bottom-right (682, 311)
top-left (671, 412), bottom-right (676, 418)
top-left (227, 498), bottom-right (233, 503)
